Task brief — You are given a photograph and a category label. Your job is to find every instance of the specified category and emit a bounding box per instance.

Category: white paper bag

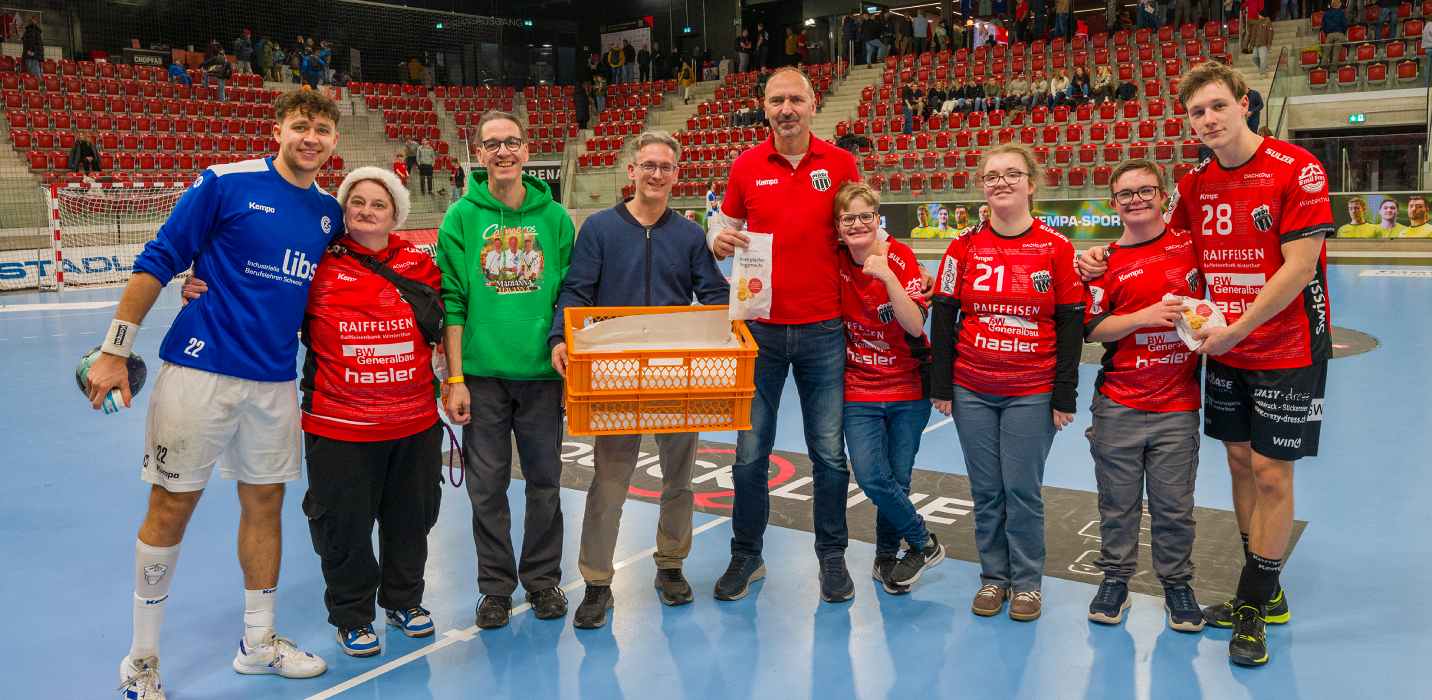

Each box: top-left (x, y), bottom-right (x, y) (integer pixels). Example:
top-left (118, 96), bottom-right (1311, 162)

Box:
top-left (729, 231), bottom-right (773, 320)
top-left (1166, 293), bottom-right (1228, 351)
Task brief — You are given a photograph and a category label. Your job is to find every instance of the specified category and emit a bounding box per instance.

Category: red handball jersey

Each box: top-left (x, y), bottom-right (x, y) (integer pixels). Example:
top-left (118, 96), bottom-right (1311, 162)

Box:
top-left (933, 220), bottom-right (1083, 397)
top-left (1084, 228), bottom-right (1202, 412)
top-left (301, 234), bottom-right (442, 442)
top-left (840, 239), bottom-right (930, 402)
top-left (720, 135), bottom-right (861, 325)
top-left (1167, 138), bottom-right (1334, 370)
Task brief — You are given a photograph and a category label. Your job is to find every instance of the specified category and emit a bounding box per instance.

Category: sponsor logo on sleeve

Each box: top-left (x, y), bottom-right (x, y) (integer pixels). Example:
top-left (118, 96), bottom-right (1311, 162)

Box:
top-left (1297, 162), bottom-right (1327, 193)
top-left (939, 255), bottom-right (958, 295)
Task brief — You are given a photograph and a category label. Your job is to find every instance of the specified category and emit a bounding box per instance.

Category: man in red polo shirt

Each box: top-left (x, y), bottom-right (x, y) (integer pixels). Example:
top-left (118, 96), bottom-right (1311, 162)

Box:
top-left (707, 67), bottom-right (863, 603)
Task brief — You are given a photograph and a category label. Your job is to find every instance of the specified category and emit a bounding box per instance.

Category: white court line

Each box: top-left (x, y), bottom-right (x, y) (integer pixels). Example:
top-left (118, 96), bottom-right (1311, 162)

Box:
top-left (923, 416), bottom-right (952, 434)
top-left (305, 515), bottom-right (733, 700)
top-left (0, 301), bottom-right (117, 313)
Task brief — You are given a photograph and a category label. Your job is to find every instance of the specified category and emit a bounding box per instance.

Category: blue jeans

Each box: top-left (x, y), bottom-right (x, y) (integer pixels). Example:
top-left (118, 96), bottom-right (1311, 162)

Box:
top-left (1378, 7), bottom-right (1397, 40)
top-left (204, 74), bottom-right (226, 101)
top-left (865, 39), bottom-right (885, 65)
top-left (845, 400), bottom-right (932, 557)
top-left (732, 318), bottom-right (849, 558)
top-left (25, 58), bottom-right (41, 78)
top-left (952, 386), bottom-right (1056, 592)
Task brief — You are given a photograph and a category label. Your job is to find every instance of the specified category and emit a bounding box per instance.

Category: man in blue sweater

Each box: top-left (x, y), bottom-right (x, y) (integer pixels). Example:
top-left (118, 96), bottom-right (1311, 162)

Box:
top-left (88, 91), bottom-right (342, 698)
top-left (550, 130), bottom-right (729, 629)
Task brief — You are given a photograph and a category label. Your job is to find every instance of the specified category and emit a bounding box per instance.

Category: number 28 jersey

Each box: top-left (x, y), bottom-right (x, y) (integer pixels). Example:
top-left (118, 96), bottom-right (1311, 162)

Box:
top-left (933, 220), bottom-right (1083, 397)
top-left (1166, 138), bottom-right (1334, 370)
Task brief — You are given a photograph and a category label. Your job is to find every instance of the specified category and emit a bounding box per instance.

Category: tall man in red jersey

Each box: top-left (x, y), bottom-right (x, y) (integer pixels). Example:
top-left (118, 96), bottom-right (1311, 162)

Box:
top-left (1080, 62), bottom-right (1333, 667)
top-left (707, 67), bottom-right (864, 603)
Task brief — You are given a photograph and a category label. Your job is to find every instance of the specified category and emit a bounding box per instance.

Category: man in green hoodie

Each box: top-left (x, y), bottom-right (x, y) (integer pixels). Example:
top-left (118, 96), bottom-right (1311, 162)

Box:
top-left (437, 111), bottom-right (576, 630)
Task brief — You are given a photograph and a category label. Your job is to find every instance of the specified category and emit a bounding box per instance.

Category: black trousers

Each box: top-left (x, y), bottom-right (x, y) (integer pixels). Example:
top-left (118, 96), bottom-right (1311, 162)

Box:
top-left (302, 422), bottom-right (443, 629)
top-left (419, 164), bottom-right (434, 194)
top-left (462, 376), bottom-right (565, 597)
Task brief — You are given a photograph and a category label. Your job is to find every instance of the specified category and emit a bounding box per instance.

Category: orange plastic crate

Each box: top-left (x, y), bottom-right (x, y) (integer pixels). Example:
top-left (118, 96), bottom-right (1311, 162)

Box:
top-left (562, 305), bottom-right (757, 436)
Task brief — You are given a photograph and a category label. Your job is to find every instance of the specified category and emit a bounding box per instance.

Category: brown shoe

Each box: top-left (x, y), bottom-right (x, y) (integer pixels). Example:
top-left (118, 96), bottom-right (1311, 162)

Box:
top-left (1009, 590), bottom-right (1043, 621)
top-left (971, 583), bottom-right (1007, 616)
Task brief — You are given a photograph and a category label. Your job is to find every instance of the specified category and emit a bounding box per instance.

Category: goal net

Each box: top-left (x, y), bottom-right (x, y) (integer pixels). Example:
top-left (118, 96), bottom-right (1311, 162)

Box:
top-left (44, 182), bottom-right (190, 290)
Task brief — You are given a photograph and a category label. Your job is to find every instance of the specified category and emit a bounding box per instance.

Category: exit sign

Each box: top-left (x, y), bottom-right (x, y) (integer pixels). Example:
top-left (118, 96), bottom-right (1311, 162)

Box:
top-left (1348, 112), bottom-right (1366, 124)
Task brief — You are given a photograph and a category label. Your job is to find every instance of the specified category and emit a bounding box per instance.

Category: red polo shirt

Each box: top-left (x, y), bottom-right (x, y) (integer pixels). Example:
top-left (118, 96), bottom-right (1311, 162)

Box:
top-left (720, 134), bottom-right (860, 324)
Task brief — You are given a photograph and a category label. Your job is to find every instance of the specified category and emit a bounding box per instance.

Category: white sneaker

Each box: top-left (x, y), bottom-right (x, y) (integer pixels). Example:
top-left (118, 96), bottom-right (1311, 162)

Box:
top-left (118, 656), bottom-right (165, 700)
top-left (232, 634), bottom-right (328, 679)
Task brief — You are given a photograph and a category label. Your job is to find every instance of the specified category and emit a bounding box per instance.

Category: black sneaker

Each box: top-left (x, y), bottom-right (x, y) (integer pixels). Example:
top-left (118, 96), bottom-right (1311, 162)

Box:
top-left (1164, 584), bottom-right (1205, 632)
top-left (1205, 587), bottom-right (1290, 628)
top-left (1229, 602), bottom-right (1270, 667)
top-left (573, 585), bottom-right (613, 629)
top-left (1087, 578), bottom-right (1130, 625)
top-left (872, 555), bottom-right (909, 595)
top-left (713, 554), bottom-right (766, 601)
top-left (819, 554), bottom-right (855, 603)
top-left (528, 586), bottom-right (569, 620)
top-left (889, 533), bottom-right (945, 587)
top-left (655, 568), bottom-right (694, 606)
top-left (476, 594), bottom-right (511, 629)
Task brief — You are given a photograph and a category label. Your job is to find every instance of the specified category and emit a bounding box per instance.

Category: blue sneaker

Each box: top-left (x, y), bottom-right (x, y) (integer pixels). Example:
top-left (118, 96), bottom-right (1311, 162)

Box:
top-left (386, 606), bottom-right (436, 638)
top-left (1088, 578), bottom-right (1130, 625)
top-left (336, 625), bottom-right (382, 657)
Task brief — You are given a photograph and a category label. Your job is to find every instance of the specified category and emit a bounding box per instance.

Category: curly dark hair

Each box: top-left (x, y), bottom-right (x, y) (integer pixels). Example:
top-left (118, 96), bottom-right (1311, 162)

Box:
top-left (273, 89), bottom-right (341, 125)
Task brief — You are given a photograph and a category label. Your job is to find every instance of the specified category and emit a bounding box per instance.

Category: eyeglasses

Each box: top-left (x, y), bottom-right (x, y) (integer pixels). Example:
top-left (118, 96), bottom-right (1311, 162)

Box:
top-left (635, 161), bottom-right (677, 175)
top-left (1113, 186), bottom-right (1162, 205)
top-left (480, 137), bottom-right (526, 153)
top-left (838, 211), bottom-right (878, 226)
top-left (980, 171), bottom-right (1028, 187)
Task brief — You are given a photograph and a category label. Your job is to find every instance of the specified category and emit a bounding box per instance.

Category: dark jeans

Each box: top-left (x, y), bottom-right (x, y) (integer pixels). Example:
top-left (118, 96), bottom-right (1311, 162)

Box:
top-left (462, 376), bottom-right (565, 597)
top-left (732, 318), bottom-right (849, 559)
top-left (1087, 393), bottom-right (1199, 587)
top-left (845, 399), bottom-right (932, 557)
top-left (418, 164), bottom-right (434, 194)
top-left (302, 422), bottom-right (443, 629)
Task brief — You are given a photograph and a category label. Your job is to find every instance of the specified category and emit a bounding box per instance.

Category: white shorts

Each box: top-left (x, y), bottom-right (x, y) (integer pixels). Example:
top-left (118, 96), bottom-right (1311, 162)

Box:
top-left (142, 362), bottom-right (302, 492)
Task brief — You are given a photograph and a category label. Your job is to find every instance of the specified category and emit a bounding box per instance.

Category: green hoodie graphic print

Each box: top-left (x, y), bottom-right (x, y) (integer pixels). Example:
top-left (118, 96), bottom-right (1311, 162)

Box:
top-left (437, 170), bottom-right (574, 380)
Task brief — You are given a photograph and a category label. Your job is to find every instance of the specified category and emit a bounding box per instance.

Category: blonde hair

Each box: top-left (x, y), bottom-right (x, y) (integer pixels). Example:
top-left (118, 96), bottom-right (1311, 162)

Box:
top-left (833, 181), bottom-right (880, 214)
top-left (1177, 61), bottom-right (1250, 107)
top-left (977, 144), bottom-right (1041, 209)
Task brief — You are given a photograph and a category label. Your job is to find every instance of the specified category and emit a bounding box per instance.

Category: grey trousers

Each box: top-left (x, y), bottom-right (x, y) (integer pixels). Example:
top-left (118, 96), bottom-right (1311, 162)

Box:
top-left (462, 377), bottom-right (565, 597)
top-left (1086, 393), bottom-right (1199, 587)
top-left (578, 432), bottom-right (699, 586)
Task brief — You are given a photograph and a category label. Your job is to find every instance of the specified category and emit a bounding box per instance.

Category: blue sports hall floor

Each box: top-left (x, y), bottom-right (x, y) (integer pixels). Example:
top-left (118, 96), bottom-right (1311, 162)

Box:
top-left (2, 260), bottom-right (1429, 699)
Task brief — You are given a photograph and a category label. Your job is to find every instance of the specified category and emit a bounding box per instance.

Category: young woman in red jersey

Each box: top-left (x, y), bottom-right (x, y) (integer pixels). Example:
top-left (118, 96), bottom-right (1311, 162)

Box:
top-left (831, 183), bottom-right (945, 594)
top-left (930, 143), bottom-right (1085, 622)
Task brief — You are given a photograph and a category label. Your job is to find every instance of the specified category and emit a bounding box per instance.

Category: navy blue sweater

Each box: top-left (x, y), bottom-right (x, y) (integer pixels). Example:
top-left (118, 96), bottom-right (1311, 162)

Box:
top-left (549, 201), bottom-right (729, 347)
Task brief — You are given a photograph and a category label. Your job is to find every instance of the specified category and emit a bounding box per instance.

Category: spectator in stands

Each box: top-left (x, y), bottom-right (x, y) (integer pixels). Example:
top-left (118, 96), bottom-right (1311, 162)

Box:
top-left (403, 136), bottom-right (419, 177)
top-left (585, 49), bottom-right (600, 82)
top-left (1320, 0), bottom-right (1348, 65)
top-left (1014, 0), bottom-right (1031, 42)
top-left (786, 27), bottom-right (800, 66)
top-left (1049, 69), bottom-right (1071, 108)
top-left (678, 58), bottom-right (695, 104)
top-left (605, 44), bottom-right (624, 84)
top-left (1247, 8), bottom-right (1273, 74)
top-left (168, 59), bottom-right (192, 86)
top-left (450, 161), bottom-right (465, 203)
top-left (928, 80), bottom-right (949, 117)
top-left (392, 151), bottom-right (409, 185)
top-left (1054, 0), bottom-right (1073, 38)
top-left (1032, 0), bottom-right (1049, 37)
top-left (984, 77), bottom-right (1004, 112)
top-left (269, 42), bottom-right (286, 82)
top-left (255, 35), bottom-right (272, 81)
top-left (1245, 88), bottom-right (1264, 131)
top-left (1070, 66), bottom-right (1092, 104)
top-left (738, 28), bottom-right (754, 72)
top-left (302, 47), bottom-right (326, 89)
top-left (1092, 65), bottom-right (1115, 102)
top-left (797, 29), bottom-right (809, 64)
top-left (755, 22), bottom-right (771, 69)
top-left (862, 12), bottom-right (885, 64)
top-left (575, 81), bottom-right (590, 130)
top-left (1030, 72), bottom-right (1050, 109)
top-left (914, 10), bottom-right (931, 54)
top-left (622, 40), bottom-right (638, 84)
top-left (653, 44), bottom-right (671, 80)
top-left (1376, 0), bottom-right (1398, 39)
top-left (417, 139), bottom-right (436, 196)
top-left (201, 48), bottom-right (231, 101)
top-left (902, 82), bottom-right (923, 133)
top-left (21, 14), bottom-right (40, 78)
top-left (319, 40), bottom-right (335, 85)
top-left (638, 42), bottom-right (652, 83)
top-left (1137, 0), bottom-right (1161, 28)
top-left (841, 15), bottom-right (859, 64)
top-left (592, 73), bottom-right (608, 113)
top-left (234, 29), bottom-right (254, 74)
top-left (949, 78), bottom-right (969, 111)
top-left (1174, 0), bottom-right (1195, 27)
top-left (69, 131), bottom-right (100, 175)
top-left (1115, 76), bottom-right (1138, 101)
top-left (1007, 72), bottom-right (1032, 110)
top-left (933, 14), bottom-right (950, 51)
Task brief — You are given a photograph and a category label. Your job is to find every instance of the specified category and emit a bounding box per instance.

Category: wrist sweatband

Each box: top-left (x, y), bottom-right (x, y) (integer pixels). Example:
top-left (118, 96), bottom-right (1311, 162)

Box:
top-left (445, 375), bottom-right (466, 385)
top-left (101, 319), bottom-right (138, 358)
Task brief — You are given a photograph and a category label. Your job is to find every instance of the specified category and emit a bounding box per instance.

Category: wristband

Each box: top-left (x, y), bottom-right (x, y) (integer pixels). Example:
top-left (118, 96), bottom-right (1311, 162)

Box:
top-left (101, 319), bottom-right (139, 357)
top-left (445, 375), bottom-right (466, 385)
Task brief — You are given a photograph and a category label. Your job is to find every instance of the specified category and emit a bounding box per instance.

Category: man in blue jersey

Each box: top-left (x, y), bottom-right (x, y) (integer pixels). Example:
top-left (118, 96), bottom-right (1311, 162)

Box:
top-left (87, 90), bottom-right (343, 700)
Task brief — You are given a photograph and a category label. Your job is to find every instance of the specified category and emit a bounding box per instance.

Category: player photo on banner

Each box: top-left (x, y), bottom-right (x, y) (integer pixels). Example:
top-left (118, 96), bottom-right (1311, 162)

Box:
top-left (1331, 193), bottom-right (1432, 238)
top-left (887, 198), bottom-right (1124, 239)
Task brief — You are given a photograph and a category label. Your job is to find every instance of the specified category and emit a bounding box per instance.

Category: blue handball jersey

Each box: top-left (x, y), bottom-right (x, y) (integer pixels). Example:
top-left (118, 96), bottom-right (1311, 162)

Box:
top-left (133, 157), bottom-right (343, 382)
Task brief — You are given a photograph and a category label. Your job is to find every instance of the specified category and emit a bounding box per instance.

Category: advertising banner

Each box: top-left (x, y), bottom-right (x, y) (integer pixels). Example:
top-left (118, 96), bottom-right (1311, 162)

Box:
top-left (1331, 192), bottom-right (1432, 238)
top-left (885, 198), bottom-right (1126, 240)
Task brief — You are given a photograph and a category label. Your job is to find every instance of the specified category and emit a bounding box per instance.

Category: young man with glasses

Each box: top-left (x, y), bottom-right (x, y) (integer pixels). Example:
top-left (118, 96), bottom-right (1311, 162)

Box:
top-left (1082, 160), bottom-right (1206, 633)
top-left (549, 131), bottom-right (728, 629)
top-left (1078, 62), bottom-right (1333, 667)
top-left (437, 111), bottom-right (576, 630)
